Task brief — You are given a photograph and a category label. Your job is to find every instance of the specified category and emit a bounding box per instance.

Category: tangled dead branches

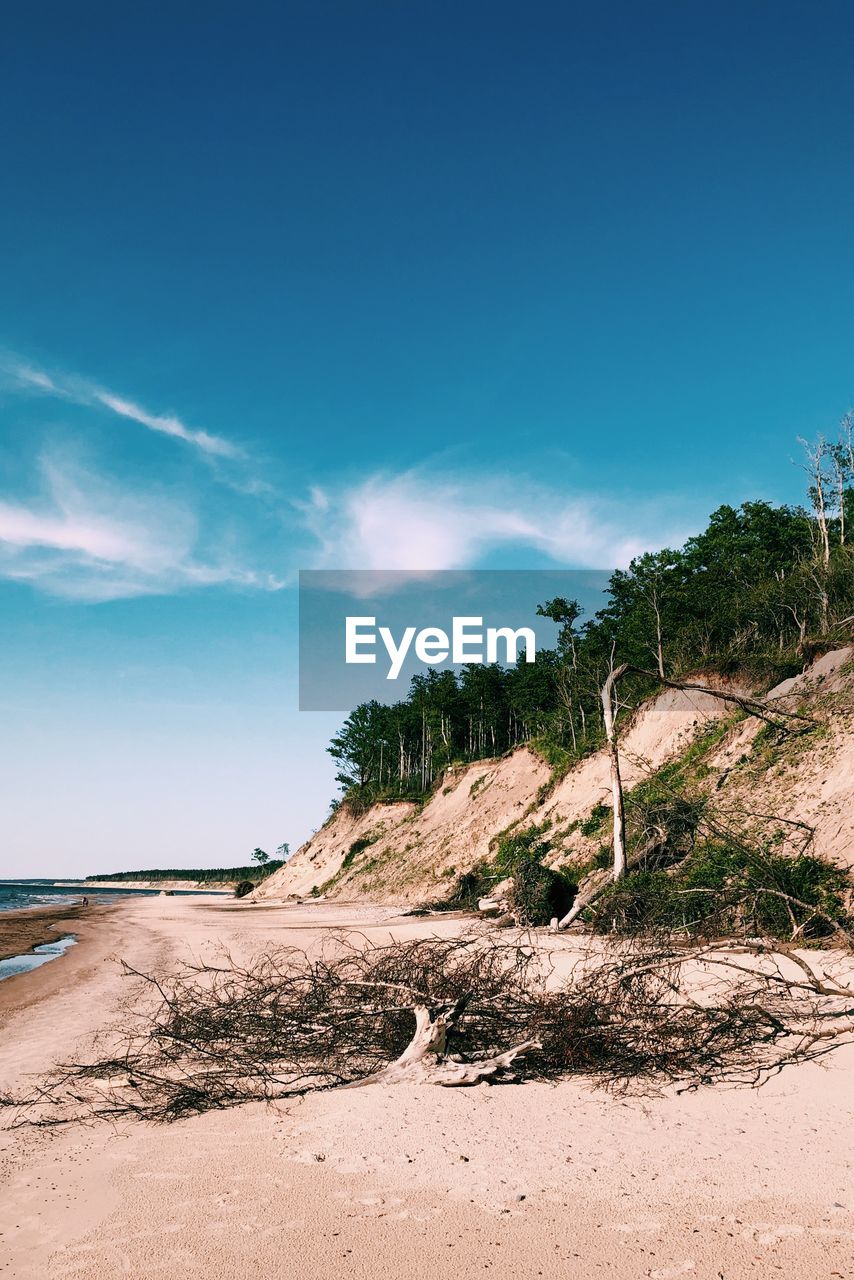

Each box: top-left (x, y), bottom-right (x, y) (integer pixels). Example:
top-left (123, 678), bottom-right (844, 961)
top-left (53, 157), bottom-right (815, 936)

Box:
top-left (6, 933), bottom-right (854, 1126)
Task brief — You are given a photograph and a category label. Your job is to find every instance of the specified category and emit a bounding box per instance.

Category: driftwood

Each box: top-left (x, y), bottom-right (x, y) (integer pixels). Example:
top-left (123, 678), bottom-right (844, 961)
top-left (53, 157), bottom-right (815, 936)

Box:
top-left (346, 999), bottom-right (539, 1087)
top-left (4, 933), bottom-right (853, 1127)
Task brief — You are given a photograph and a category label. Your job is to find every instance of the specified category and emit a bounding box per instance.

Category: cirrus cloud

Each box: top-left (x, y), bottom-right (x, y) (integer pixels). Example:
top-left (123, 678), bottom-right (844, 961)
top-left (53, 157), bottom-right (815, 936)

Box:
top-left (0, 452), bottom-right (283, 601)
top-left (1, 352), bottom-right (238, 458)
top-left (297, 469), bottom-right (695, 573)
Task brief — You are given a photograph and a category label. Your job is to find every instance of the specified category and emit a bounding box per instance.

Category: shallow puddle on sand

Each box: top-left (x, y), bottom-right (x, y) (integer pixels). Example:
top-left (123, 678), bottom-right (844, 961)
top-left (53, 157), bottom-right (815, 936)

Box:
top-left (0, 934), bottom-right (77, 981)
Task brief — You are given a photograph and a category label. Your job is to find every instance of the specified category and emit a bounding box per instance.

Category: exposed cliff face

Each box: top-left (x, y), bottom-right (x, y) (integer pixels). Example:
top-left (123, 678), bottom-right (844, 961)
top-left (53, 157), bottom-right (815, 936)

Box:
top-left (703, 647), bottom-right (854, 868)
top-left (255, 648), bottom-right (854, 905)
top-left (253, 749), bottom-right (552, 903)
top-left (255, 801), bottom-right (418, 900)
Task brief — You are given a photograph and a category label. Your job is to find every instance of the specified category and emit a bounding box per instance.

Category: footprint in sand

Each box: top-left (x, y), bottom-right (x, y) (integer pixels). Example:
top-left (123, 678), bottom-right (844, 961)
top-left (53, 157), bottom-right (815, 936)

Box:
top-left (613, 1216), bottom-right (663, 1234)
top-left (747, 1223), bottom-right (805, 1245)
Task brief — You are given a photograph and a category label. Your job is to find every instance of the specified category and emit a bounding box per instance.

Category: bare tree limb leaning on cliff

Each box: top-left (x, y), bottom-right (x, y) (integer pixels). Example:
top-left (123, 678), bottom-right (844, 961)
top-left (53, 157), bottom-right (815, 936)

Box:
top-left (602, 657), bottom-right (630, 883)
top-left (557, 666), bottom-right (818, 929)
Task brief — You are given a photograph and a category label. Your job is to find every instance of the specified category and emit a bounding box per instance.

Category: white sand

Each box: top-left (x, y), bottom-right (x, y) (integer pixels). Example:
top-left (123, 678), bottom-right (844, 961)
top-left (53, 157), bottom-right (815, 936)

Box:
top-left (1, 895), bottom-right (853, 1279)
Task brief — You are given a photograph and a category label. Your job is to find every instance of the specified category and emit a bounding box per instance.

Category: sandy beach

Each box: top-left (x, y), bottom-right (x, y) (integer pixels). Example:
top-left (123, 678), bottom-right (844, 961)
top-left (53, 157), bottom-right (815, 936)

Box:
top-left (1, 895), bottom-right (852, 1280)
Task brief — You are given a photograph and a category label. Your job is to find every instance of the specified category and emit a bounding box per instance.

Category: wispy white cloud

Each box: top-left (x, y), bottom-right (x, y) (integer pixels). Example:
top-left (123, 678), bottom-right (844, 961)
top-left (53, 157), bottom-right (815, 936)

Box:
top-left (1, 354), bottom-right (238, 458)
top-left (0, 452), bottom-right (283, 601)
top-left (94, 390), bottom-right (236, 457)
top-left (298, 469), bottom-right (694, 572)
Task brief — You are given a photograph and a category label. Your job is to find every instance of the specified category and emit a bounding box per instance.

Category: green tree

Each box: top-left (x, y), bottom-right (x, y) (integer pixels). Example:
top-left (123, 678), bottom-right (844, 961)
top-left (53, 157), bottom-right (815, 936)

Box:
top-left (323, 446), bottom-right (853, 812)
top-left (327, 700), bottom-right (390, 791)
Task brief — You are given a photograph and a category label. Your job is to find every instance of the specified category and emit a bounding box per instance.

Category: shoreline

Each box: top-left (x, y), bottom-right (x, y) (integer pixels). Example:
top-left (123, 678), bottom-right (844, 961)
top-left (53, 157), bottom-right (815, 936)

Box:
top-left (57, 879), bottom-right (232, 892)
top-left (0, 899), bottom-right (123, 1017)
top-left (0, 901), bottom-right (88, 964)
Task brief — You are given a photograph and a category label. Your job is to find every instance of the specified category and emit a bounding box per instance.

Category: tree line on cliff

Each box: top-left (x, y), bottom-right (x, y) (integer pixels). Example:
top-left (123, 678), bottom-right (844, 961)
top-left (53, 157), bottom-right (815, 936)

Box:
top-left (328, 425), bottom-right (854, 808)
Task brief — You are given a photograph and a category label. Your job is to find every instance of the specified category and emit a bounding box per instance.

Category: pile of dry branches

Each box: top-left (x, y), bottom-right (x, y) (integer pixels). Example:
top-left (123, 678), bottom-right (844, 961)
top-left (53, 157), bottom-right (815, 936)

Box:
top-left (7, 933), bottom-right (854, 1126)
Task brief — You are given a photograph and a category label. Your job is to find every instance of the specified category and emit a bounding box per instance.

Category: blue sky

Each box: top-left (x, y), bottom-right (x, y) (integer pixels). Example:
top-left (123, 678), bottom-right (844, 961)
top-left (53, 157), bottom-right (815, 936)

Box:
top-left (1, 1), bottom-right (853, 876)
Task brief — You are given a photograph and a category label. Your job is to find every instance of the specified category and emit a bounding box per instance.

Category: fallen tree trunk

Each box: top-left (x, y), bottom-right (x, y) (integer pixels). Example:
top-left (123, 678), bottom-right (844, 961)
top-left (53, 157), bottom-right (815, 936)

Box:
top-left (9, 933), bottom-right (853, 1127)
top-left (558, 829), bottom-right (665, 929)
top-left (627, 669), bottom-right (818, 728)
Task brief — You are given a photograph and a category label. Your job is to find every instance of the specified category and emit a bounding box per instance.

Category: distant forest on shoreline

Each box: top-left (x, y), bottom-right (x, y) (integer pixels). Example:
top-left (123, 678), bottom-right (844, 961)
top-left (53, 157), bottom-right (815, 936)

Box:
top-left (85, 861), bottom-right (284, 885)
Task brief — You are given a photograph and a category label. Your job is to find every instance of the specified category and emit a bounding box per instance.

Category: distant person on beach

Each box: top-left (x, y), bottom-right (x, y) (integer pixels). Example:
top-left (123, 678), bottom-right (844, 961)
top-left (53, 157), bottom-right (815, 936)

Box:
top-left (81, 896), bottom-right (88, 906)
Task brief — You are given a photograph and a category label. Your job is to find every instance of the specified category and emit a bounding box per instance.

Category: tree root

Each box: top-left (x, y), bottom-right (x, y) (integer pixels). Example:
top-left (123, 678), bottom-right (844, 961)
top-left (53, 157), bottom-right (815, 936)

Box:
top-left (347, 1002), bottom-right (541, 1087)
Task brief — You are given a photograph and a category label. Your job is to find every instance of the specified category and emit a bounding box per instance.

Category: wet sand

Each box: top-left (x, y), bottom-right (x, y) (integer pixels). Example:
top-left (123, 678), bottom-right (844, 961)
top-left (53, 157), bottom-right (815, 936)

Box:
top-left (1, 895), bottom-right (853, 1280)
top-left (0, 902), bottom-right (90, 964)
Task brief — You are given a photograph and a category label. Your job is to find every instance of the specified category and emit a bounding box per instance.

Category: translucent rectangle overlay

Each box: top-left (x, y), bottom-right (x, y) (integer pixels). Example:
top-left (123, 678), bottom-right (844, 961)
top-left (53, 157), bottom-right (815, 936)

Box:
top-left (299, 569), bottom-right (612, 711)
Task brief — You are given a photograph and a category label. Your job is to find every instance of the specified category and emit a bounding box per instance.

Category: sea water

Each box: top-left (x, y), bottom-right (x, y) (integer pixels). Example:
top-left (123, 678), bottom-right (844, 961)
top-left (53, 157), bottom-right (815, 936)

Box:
top-left (0, 881), bottom-right (225, 912)
top-left (0, 934), bottom-right (77, 981)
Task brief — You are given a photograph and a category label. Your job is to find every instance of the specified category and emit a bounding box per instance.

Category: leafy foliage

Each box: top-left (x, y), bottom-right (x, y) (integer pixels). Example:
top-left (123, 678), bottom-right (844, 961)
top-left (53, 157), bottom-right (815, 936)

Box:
top-left (507, 859), bottom-right (576, 927)
top-left (587, 845), bottom-right (851, 942)
top-left (579, 803), bottom-right (610, 839)
top-left (437, 864), bottom-right (497, 911)
top-left (327, 430), bottom-right (854, 809)
top-left (492, 824), bottom-right (576, 926)
top-left (340, 835), bottom-right (379, 871)
top-left (493, 823), bottom-right (554, 876)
